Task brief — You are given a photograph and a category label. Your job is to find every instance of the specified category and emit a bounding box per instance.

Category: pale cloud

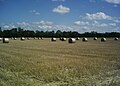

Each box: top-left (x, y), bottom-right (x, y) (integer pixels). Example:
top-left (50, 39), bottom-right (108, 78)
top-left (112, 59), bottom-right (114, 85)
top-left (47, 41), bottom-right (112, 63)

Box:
top-left (74, 19), bottom-right (117, 31)
top-left (37, 24), bottom-right (73, 31)
top-left (38, 25), bottom-right (52, 29)
top-left (11, 25), bottom-right (16, 28)
top-left (113, 4), bottom-right (118, 7)
top-left (30, 10), bottom-right (40, 15)
top-left (3, 25), bottom-right (9, 28)
top-left (74, 20), bottom-right (110, 28)
top-left (109, 23), bottom-right (116, 26)
top-left (40, 21), bottom-right (53, 25)
top-left (92, 21), bottom-right (108, 27)
top-left (32, 21), bottom-right (53, 30)
top-left (100, 23), bottom-right (108, 27)
top-left (52, 5), bottom-right (70, 14)
top-left (113, 27), bottom-right (120, 32)
top-left (82, 26), bottom-right (90, 30)
top-left (92, 21), bottom-right (117, 27)
top-left (85, 12), bottom-right (112, 20)
top-left (54, 25), bottom-right (73, 31)
top-left (74, 21), bottom-right (89, 25)
top-left (94, 21), bottom-right (99, 24)
top-left (17, 22), bottom-right (29, 26)
top-left (113, 19), bottom-right (120, 23)
top-left (33, 21), bottom-right (53, 25)
top-left (3, 24), bottom-right (17, 29)
top-left (105, 0), bottom-right (120, 4)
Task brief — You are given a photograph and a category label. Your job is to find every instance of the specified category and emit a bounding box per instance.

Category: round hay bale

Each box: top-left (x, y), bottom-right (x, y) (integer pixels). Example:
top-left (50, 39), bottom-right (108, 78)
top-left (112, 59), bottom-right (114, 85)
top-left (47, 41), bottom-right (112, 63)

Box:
top-left (59, 37), bottom-right (62, 40)
top-left (114, 37), bottom-right (118, 40)
top-left (0, 38), bottom-right (2, 41)
top-left (37, 37), bottom-right (40, 40)
top-left (101, 37), bottom-right (106, 42)
top-left (76, 37), bottom-right (80, 40)
top-left (40, 37), bottom-right (43, 40)
top-left (61, 37), bottom-right (67, 41)
top-left (82, 37), bottom-right (88, 42)
top-left (13, 37), bottom-right (17, 40)
top-left (33, 37), bottom-right (36, 39)
top-left (27, 37), bottom-right (30, 40)
top-left (51, 37), bottom-right (56, 41)
top-left (21, 37), bottom-right (25, 41)
top-left (94, 37), bottom-right (97, 40)
top-left (3, 38), bottom-right (9, 43)
top-left (68, 38), bottom-right (76, 43)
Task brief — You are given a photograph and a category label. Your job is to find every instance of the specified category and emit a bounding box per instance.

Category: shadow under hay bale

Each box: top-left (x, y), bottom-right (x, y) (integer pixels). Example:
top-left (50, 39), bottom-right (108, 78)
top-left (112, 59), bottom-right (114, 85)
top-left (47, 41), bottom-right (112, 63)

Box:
top-left (3, 38), bottom-right (9, 43)
top-left (68, 38), bottom-right (76, 43)
top-left (82, 37), bottom-right (88, 42)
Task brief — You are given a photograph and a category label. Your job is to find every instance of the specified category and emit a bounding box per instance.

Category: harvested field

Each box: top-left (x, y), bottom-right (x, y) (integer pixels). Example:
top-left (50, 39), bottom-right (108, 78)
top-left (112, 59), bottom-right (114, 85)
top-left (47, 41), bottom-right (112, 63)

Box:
top-left (0, 38), bottom-right (120, 86)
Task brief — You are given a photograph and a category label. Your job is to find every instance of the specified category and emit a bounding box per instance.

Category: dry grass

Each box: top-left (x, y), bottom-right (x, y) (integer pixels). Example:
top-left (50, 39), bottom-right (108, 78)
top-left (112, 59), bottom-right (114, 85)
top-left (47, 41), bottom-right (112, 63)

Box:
top-left (0, 38), bottom-right (120, 86)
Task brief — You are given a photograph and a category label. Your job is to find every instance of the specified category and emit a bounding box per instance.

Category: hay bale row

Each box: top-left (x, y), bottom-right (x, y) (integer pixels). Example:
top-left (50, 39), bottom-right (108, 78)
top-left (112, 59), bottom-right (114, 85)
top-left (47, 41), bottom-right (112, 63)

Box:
top-left (11, 37), bottom-right (17, 40)
top-left (37, 37), bottom-right (43, 40)
top-left (1, 37), bottom-right (118, 44)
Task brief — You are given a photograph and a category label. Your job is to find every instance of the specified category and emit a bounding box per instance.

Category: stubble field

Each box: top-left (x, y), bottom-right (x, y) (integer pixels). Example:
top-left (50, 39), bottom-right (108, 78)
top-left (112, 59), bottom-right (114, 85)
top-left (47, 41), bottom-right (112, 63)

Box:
top-left (0, 38), bottom-right (120, 86)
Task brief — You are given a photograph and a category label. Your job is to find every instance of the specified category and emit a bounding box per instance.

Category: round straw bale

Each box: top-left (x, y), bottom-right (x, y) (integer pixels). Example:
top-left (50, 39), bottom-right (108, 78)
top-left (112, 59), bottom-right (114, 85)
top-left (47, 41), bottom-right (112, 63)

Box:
top-left (0, 38), bottom-right (2, 41)
top-left (82, 37), bottom-right (88, 42)
top-left (68, 38), bottom-right (76, 43)
top-left (114, 37), bottom-right (118, 40)
top-left (13, 37), bottom-right (17, 40)
top-left (27, 37), bottom-right (30, 40)
top-left (61, 37), bottom-right (67, 41)
top-left (76, 37), bottom-right (80, 40)
top-left (59, 37), bottom-right (62, 40)
top-left (101, 37), bottom-right (106, 42)
top-left (51, 37), bottom-right (56, 41)
top-left (37, 37), bottom-right (40, 39)
top-left (21, 37), bottom-right (25, 41)
top-left (94, 37), bottom-right (97, 40)
top-left (40, 37), bottom-right (43, 39)
top-left (3, 38), bottom-right (9, 43)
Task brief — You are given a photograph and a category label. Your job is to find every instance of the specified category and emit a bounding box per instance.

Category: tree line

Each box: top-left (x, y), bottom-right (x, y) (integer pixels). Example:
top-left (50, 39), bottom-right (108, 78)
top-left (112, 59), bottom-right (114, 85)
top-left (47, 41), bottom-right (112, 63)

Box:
top-left (0, 27), bottom-right (120, 38)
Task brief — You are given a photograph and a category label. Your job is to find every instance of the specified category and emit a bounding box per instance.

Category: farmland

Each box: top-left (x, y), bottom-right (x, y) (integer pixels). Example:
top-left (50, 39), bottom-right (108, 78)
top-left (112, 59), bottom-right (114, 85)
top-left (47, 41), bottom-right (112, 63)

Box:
top-left (0, 38), bottom-right (120, 86)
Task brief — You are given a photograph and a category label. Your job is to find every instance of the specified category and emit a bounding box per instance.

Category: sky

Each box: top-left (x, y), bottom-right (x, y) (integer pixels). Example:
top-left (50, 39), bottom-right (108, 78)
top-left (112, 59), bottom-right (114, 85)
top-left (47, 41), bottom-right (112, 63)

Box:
top-left (0, 0), bottom-right (120, 33)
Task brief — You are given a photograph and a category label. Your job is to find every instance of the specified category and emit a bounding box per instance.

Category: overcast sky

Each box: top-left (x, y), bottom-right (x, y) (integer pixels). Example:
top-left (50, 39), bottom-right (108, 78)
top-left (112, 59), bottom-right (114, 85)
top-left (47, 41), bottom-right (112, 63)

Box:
top-left (0, 0), bottom-right (120, 32)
